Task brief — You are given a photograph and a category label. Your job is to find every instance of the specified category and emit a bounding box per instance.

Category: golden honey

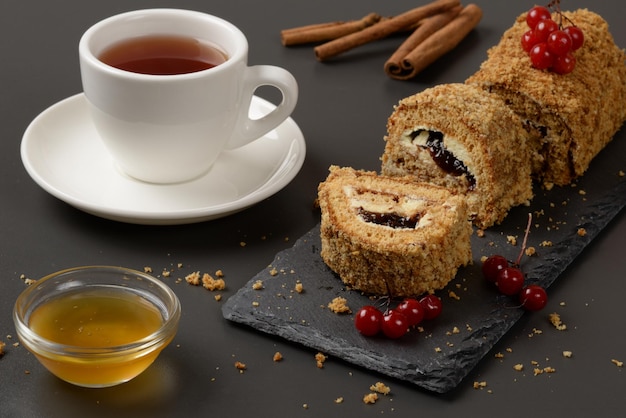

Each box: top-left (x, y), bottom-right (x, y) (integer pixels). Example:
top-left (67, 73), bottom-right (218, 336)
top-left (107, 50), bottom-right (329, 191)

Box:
top-left (28, 288), bottom-right (167, 387)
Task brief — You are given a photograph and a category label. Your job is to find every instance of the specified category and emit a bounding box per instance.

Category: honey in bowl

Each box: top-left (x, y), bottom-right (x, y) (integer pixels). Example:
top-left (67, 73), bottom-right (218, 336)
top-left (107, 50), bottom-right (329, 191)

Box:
top-left (29, 288), bottom-right (162, 348)
top-left (13, 266), bottom-right (181, 388)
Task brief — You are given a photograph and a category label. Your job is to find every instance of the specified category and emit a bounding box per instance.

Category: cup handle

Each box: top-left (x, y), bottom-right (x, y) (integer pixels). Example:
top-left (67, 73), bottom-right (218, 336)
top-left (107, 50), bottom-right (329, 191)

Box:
top-left (224, 65), bottom-right (298, 150)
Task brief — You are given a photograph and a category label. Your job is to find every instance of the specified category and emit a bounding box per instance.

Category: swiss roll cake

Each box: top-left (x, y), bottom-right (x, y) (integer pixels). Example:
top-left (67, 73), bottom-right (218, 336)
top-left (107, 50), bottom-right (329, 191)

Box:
top-left (381, 83), bottom-right (533, 229)
top-left (466, 9), bottom-right (626, 187)
top-left (318, 166), bottom-right (472, 297)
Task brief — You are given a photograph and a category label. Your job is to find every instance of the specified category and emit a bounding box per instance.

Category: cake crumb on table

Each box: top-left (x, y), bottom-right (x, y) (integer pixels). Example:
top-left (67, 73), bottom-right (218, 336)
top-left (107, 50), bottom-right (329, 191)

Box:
top-left (473, 381), bottom-right (487, 389)
top-left (362, 393), bottom-right (378, 404)
top-left (611, 359), bottom-right (624, 368)
top-left (202, 273), bottom-right (226, 291)
top-left (20, 274), bottom-right (37, 286)
top-left (0, 340), bottom-right (5, 357)
top-left (549, 312), bottom-right (567, 331)
top-left (315, 352), bottom-right (327, 368)
top-left (533, 366), bottom-right (556, 376)
top-left (273, 352), bottom-right (283, 362)
top-left (234, 361), bottom-right (247, 373)
top-left (525, 246), bottom-right (536, 256)
top-left (327, 296), bottom-right (351, 314)
top-left (448, 290), bottom-right (460, 300)
top-left (369, 382), bottom-right (391, 395)
top-left (185, 271), bottom-right (202, 285)
top-left (294, 281), bottom-right (304, 293)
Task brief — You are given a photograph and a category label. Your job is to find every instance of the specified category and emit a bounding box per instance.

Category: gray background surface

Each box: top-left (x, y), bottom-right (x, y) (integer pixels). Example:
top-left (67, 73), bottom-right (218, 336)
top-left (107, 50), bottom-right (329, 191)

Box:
top-left (1, 1), bottom-right (624, 417)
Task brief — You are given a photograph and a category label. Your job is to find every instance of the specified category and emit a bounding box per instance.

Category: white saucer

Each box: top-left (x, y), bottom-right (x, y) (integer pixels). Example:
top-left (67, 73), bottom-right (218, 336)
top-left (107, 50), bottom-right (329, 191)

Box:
top-left (21, 93), bottom-right (306, 225)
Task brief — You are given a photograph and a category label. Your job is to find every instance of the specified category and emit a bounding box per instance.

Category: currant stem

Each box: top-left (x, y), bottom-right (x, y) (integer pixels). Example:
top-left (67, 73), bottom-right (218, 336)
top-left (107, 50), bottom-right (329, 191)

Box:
top-left (546, 0), bottom-right (577, 29)
top-left (514, 213), bottom-right (533, 267)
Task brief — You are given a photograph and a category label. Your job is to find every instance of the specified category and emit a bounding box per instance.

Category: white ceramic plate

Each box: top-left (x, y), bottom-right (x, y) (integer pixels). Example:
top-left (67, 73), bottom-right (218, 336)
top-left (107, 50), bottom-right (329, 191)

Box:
top-left (21, 93), bottom-right (306, 225)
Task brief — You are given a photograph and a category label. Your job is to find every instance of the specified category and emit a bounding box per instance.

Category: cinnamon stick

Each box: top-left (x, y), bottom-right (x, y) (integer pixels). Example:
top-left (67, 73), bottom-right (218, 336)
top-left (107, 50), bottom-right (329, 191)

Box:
top-left (314, 0), bottom-right (461, 61)
top-left (388, 3), bottom-right (483, 80)
top-left (281, 13), bottom-right (382, 46)
top-left (282, 22), bottom-right (345, 38)
top-left (384, 5), bottom-right (463, 78)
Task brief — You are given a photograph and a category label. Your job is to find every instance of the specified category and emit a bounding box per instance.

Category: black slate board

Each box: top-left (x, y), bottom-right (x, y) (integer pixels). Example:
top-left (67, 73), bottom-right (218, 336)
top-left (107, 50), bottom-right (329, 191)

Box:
top-left (222, 135), bottom-right (626, 393)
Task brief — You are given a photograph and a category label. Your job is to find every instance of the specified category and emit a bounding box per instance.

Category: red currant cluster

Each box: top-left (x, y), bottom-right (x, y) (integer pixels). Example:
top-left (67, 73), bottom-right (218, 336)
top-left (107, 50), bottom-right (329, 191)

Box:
top-left (482, 255), bottom-right (547, 311)
top-left (521, 4), bottom-right (584, 74)
top-left (354, 294), bottom-right (442, 339)
top-left (481, 215), bottom-right (547, 311)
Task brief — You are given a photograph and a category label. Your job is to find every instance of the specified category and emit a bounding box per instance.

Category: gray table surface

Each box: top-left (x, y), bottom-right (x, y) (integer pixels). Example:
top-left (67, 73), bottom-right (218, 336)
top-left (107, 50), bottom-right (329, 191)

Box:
top-left (1, 1), bottom-right (624, 417)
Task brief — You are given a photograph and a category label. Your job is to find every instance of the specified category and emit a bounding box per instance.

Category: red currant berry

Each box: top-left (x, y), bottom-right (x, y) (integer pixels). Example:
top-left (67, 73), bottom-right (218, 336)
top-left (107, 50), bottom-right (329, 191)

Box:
top-left (534, 19), bottom-right (559, 43)
top-left (526, 6), bottom-right (551, 29)
top-left (354, 305), bottom-right (383, 337)
top-left (552, 52), bottom-right (576, 75)
top-left (381, 310), bottom-right (409, 339)
top-left (482, 255), bottom-right (509, 283)
top-left (519, 285), bottom-right (548, 311)
top-left (564, 26), bottom-right (584, 50)
top-left (395, 298), bottom-right (425, 326)
top-left (521, 29), bottom-right (543, 53)
top-left (547, 30), bottom-right (573, 56)
top-left (496, 267), bottom-right (525, 296)
top-left (529, 43), bottom-right (555, 70)
top-left (419, 294), bottom-right (443, 320)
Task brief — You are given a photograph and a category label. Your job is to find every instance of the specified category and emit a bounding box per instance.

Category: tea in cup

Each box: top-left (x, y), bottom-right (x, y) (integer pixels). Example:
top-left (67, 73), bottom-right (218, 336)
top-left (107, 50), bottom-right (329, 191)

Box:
top-left (79, 9), bottom-right (298, 184)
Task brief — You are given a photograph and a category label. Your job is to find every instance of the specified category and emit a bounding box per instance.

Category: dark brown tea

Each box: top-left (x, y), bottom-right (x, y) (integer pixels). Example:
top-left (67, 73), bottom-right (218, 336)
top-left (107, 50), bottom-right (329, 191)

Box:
top-left (98, 35), bottom-right (228, 75)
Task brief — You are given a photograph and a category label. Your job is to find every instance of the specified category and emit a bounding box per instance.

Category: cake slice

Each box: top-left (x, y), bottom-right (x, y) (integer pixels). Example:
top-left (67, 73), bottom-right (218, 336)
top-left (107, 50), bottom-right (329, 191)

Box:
top-left (318, 166), bottom-right (472, 297)
top-left (381, 83), bottom-right (533, 229)
top-left (466, 9), bottom-right (626, 187)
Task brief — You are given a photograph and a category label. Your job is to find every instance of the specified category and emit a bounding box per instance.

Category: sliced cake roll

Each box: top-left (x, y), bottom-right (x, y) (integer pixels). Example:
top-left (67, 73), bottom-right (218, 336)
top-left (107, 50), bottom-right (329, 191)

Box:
top-left (466, 9), bottom-right (626, 187)
top-left (381, 83), bottom-right (533, 229)
top-left (318, 166), bottom-right (472, 298)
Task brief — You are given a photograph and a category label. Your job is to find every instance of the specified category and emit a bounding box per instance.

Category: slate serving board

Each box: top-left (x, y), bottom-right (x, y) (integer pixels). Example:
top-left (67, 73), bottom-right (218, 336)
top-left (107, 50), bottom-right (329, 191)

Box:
top-left (222, 135), bottom-right (626, 393)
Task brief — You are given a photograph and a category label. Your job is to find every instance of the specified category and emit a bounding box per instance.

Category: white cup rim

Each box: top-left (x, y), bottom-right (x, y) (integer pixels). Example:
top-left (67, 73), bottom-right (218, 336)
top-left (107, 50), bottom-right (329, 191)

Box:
top-left (79, 8), bottom-right (248, 81)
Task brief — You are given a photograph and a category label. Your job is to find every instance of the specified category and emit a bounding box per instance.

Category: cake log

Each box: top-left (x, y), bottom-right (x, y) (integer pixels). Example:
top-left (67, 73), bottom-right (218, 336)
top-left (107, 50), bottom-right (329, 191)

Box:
top-left (318, 166), bottom-right (472, 298)
top-left (466, 9), bottom-right (626, 187)
top-left (381, 83), bottom-right (533, 229)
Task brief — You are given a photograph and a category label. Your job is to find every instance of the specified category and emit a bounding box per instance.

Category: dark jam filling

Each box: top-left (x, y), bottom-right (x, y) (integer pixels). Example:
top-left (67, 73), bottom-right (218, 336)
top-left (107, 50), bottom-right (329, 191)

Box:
top-left (358, 207), bottom-right (419, 229)
top-left (412, 130), bottom-right (476, 191)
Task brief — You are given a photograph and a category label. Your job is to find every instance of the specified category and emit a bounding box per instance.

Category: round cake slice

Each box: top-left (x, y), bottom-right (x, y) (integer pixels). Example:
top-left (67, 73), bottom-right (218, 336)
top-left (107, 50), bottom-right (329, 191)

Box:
top-left (318, 166), bottom-right (472, 298)
top-left (380, 83), bottom-right (533, 229)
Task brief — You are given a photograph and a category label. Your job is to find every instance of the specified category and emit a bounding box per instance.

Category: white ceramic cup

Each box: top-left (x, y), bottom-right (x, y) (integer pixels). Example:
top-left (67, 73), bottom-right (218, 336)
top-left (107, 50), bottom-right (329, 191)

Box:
top-left (79, 9), bottom-right (298, 184)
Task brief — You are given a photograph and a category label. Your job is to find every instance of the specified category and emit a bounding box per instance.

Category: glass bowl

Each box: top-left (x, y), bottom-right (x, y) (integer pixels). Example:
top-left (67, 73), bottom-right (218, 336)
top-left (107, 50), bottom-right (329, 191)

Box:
top-left (13, 266), bottom-right (181, 388)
